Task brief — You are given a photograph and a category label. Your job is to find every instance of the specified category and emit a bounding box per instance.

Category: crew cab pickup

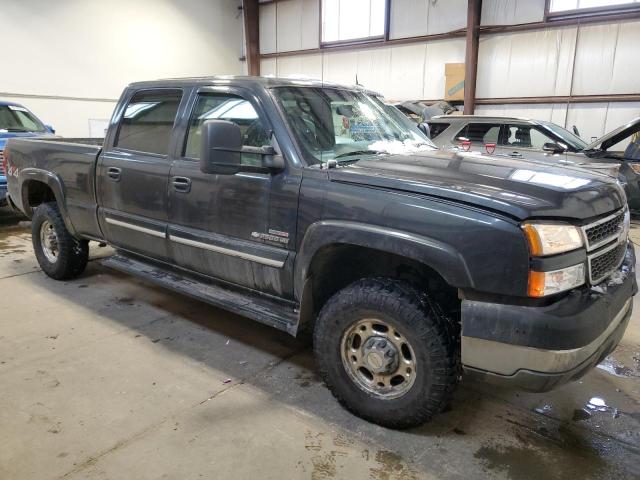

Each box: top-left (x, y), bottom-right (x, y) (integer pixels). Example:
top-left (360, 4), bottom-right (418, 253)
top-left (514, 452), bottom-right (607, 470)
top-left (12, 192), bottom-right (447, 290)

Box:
top-left (5, 77), bottom-right (636, 429)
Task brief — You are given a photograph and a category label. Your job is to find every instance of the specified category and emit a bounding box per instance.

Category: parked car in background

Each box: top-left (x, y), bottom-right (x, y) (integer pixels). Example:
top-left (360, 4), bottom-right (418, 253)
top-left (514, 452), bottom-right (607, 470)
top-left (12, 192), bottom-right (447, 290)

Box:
top-left (0, 101), bottom-right (55, 206)
top-left (569, 118), bottom-right (640, 213)
top-left (427, 115), bottom-right (640, 213)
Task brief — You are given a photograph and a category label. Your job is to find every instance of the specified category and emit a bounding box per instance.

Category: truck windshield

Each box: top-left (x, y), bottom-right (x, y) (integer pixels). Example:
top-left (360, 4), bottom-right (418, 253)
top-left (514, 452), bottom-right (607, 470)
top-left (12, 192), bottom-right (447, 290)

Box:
top-left (0, 105), bottom-right (46, 133)
top-left (273, 86), bottom-right (435, 165)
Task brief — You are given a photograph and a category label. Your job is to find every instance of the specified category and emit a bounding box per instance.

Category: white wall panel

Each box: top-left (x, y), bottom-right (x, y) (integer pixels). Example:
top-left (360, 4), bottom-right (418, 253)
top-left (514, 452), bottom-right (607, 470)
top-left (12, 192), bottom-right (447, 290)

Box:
top-left (565, 103), bottom-right (609, 142)
top-left (2, 0), bottom-right (243, 137)
top-left (603, 103), bottom-right (640, 133)
top-left (322, 51), bottom-right (360, 86)
top-left (481, 0), bottom-right (545, 25)
top-left (426, 0), bottom-right (467, 34)
top-left (572, 20), bottom-right (640, 95)
top-left (387, 44), bottom-right (427, 100)
top-left (277, 54), bottom-right (323, 79)
top-left (477, 27), bottom-right (577, 98)
top-left (260, 58), bottom-right (277, 76)
top-left (276, 0), bottom-right (320, 52)
top-left (423, 38), bottom-right (467, 100)
top-left (354, 49), bottom-right (394, 95)
top-left (260, 2), bottom-right (278, 54)
top-left (390, 0), bottom-right (466, 39)
top-left (474, 104), bottom-right (568, 127)
top-left (390, 0), bottom-right (429, 39)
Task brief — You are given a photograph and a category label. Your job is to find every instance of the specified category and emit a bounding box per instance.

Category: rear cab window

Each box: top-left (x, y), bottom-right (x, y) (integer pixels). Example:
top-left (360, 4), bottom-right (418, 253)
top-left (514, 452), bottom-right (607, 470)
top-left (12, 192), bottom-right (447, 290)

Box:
top-left (115, 89), bottom-right (183, 156)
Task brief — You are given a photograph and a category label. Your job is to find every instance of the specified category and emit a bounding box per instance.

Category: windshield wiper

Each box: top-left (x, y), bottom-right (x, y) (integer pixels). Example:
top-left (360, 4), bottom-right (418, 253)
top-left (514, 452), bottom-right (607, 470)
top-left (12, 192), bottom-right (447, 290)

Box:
top-left (334, 149), bottom-right (384, 160)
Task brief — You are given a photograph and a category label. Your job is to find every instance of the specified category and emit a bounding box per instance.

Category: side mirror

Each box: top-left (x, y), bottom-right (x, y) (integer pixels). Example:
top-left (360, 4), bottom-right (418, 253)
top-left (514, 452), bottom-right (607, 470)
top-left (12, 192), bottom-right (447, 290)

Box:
top-left (542, 142), bottom-right (566, 154)
top-left (45, 125), bottom-right (55, 134)
top-left (260, 145), bottom-right (285, 171)
top-left (418, 123), bottom-right (431, 138)
top-left (200, 120), bottom-right (242, 175)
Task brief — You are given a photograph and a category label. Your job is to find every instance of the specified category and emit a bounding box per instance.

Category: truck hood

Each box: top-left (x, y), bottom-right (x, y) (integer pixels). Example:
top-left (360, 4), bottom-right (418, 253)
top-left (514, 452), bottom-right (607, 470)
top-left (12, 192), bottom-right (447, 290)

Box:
top-left (327, 150), bottom-right (625, 220)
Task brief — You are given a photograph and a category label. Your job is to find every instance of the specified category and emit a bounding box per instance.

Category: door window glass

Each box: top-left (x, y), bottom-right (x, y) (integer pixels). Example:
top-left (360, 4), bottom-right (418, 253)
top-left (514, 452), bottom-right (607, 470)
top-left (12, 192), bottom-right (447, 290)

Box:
top-left (428, 122), bottom-right (450, 139)
top-left (457, 123), bottom-right (500, 144)
top-left (184, 93), bottom-right (271, 166)
top-left (502, 125), bottom-right (556, 149)
top-left (115, 89), bottom-right (183, 155)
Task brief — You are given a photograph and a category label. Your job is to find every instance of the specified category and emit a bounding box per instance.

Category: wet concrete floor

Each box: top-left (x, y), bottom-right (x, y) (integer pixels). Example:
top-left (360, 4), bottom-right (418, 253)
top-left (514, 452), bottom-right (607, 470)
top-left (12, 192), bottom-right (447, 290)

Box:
top-left (0, 207), bottom-right (638, 479)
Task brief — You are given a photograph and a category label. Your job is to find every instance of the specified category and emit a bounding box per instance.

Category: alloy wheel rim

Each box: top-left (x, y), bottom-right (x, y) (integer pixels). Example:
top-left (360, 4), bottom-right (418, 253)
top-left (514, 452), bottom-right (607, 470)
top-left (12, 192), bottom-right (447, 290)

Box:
top-left (340, 318), bottom-right (417, 399)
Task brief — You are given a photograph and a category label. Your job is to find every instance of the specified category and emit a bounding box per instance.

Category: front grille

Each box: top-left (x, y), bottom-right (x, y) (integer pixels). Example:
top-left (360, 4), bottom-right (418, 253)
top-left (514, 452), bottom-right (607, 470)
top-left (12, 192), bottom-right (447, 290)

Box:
top-left (588, 242), bottom-right (626, 284)
top-left (583, 210), bottom-right (625, 250)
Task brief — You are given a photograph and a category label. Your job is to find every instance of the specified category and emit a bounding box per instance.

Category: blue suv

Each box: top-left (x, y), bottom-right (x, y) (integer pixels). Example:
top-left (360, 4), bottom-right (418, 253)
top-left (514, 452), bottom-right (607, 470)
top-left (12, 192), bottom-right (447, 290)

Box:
top-left (1, 101), bottom-right (55, 206)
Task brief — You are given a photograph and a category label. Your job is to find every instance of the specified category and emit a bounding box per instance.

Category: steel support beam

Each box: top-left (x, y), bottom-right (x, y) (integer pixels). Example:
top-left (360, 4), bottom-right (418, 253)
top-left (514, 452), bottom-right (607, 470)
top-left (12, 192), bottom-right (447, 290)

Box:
top-left (243, 0), bottom-right (260, 76)
top-left (463, 0), bottom-right (482, 115)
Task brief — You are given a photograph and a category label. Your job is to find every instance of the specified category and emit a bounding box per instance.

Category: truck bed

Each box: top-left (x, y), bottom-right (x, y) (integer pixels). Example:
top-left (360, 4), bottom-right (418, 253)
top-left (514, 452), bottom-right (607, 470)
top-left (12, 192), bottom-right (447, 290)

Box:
top-left (6, 137), bottom-right (103, 239)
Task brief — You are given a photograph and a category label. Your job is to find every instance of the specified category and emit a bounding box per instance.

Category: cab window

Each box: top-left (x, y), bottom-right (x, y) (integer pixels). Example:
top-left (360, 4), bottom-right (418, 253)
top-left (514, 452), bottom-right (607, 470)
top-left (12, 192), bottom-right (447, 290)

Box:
top-left (115, 89), bottom-right (183, 156)
top-left (184, 93), bottom-right (271, 167)
top-left (456, 123), bottom-right (500, 144)
top-left (428, 122), bottom-right (450, 140)
top-left (502, 125), bottom-right (555, 149)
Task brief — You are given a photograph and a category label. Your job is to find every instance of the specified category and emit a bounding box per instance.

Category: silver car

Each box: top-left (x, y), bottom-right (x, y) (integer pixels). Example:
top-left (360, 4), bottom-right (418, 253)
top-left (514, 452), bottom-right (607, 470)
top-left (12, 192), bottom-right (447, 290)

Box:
top-left (428, 115), bottom-right (640, 213)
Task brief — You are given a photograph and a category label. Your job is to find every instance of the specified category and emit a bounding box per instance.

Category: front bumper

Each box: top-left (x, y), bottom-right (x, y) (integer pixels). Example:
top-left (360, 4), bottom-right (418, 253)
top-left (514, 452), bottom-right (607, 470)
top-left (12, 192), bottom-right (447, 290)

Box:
top-left (461, 242), bottom-right (637, 392)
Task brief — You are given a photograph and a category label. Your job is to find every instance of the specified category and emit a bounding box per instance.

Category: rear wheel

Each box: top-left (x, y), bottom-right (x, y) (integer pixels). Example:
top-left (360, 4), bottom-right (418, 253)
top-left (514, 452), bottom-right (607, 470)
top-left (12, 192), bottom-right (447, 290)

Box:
top-left (32, 202), bottom-right (88, 280)
top-left (313, 278), bottom-right (458, 429)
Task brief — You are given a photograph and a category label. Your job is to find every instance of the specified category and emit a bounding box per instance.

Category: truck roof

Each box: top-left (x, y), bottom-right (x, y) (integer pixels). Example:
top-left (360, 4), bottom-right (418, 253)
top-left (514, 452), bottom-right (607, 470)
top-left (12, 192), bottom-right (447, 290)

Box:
top-left (128, 75), bottom-right (363, 91)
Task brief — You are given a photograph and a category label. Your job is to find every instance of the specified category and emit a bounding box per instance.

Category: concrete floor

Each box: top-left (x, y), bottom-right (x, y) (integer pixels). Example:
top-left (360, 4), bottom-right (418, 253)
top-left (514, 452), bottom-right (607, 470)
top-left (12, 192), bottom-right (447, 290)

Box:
top-left (0, 207), bottom-right (639, 480)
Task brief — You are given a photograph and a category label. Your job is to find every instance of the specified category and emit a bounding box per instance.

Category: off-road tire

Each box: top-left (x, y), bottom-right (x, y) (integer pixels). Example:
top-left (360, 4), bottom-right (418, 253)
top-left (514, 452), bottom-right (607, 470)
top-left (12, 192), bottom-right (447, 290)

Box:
top-left (32, 202), bottom-right (89, 280)
top-left (313, 277), bottom-right (458, 429)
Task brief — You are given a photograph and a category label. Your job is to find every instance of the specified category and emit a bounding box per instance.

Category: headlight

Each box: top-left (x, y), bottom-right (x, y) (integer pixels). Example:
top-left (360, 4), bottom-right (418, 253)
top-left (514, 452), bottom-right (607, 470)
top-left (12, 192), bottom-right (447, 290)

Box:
top-left (528, 264), bottom-right (585, 297)
top-left (522, 222), bottom-right (583, 256)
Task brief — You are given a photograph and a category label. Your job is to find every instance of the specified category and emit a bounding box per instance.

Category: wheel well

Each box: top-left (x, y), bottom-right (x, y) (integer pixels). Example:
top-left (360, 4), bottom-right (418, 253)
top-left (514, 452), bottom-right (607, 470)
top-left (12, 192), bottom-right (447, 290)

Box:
top-left (23, 180), bottom-right (56, 215)
top-left (299, 244), bottom-right (460, 334)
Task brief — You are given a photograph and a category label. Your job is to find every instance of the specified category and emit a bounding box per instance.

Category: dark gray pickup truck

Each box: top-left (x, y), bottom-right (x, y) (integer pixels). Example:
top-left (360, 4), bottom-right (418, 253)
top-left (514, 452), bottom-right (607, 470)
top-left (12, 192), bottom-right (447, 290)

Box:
top-left (4, 77), bottom-right (637, 428)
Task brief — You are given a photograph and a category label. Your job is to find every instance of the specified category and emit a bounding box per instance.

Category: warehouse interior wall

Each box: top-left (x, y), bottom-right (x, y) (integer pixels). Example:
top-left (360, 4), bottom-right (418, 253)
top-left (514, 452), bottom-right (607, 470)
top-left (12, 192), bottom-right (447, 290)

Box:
top-left (2, 0), bottom-right (244, 137)
top-left (259, 0), bottom-right (640, 142)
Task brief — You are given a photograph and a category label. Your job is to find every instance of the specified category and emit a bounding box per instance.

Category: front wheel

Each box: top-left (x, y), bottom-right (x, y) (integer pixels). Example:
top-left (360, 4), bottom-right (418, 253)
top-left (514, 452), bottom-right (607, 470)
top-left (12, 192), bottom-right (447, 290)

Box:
top-left (313, 278), bottom-right (458, 429)
top-left (32, 202), bottom-right (89, 280)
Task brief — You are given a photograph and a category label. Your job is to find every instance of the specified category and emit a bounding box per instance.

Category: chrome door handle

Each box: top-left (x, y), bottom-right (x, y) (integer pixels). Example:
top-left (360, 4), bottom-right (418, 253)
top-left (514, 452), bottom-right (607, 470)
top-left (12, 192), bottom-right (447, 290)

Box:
top-left (107, 167), bottom-right (121, 181)
top-left (172, 176), bottom-right (191, 193)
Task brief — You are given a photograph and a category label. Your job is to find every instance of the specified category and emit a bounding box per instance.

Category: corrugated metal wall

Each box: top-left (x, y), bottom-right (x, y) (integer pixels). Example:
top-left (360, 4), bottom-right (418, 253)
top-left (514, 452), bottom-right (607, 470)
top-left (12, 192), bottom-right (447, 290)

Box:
top-left (258, 0), bottom-right (639, 140)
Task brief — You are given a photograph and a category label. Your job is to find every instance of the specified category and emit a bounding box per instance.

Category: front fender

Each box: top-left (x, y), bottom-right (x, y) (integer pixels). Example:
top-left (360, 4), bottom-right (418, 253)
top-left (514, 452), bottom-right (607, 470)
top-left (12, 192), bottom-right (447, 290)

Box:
top-left (294, 220), bottom-right (474, 300)
top-left (18, 168), bottom-right (77, 236)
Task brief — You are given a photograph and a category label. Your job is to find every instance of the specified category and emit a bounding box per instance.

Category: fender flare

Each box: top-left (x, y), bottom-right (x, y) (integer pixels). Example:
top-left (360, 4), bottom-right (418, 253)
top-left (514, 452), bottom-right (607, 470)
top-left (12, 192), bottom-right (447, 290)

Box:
top-left (294, 220), bottom-right (474, 300)
top-left (18, 168), bottom-right (77, 236)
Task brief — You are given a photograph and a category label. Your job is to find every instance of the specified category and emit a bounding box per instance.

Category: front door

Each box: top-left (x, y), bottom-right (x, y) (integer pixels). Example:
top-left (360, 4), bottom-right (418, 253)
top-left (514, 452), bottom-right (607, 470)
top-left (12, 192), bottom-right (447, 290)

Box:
top-left (167, 88), bottom-right (301, 298)
top-left (97, 88), bottom-right (185, 260)
top-left (495, 123), bottom-right (568, 163)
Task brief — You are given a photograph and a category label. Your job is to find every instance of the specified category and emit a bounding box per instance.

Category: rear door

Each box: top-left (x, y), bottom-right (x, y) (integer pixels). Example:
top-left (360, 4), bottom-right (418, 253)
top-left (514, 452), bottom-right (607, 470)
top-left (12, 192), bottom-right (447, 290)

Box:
top-left (452, 122), bottom-right (501, 154)
top-left (167, 87), bottom-right (301, 298)
top-left (97, 88), bottom-right (186, 260)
